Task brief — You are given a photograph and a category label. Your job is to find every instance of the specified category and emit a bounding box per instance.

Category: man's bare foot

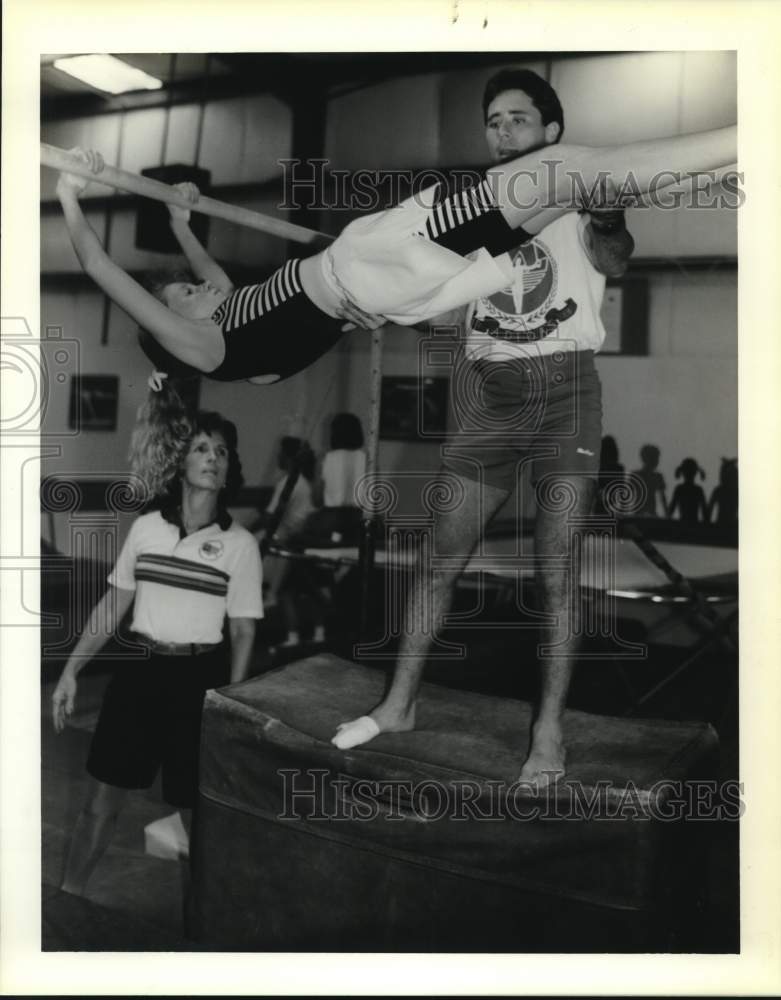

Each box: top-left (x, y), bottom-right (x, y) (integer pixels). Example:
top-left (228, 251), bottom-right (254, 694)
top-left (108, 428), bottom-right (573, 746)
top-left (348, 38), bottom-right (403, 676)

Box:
top-left (331, 700), bottom-right (416, 750)
top-left (518, 720), bottom-right (566, 789)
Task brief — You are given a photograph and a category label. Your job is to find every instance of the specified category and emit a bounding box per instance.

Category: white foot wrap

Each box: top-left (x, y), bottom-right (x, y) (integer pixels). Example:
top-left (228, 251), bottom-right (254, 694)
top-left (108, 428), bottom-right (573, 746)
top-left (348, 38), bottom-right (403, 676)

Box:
top-left (331, 715), bottom-right (380, 750)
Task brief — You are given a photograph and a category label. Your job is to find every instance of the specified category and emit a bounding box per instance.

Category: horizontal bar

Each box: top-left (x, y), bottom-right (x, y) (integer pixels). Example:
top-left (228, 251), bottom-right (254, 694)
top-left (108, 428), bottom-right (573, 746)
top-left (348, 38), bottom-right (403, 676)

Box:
top-left (41, 143), bottom-right (332, 247)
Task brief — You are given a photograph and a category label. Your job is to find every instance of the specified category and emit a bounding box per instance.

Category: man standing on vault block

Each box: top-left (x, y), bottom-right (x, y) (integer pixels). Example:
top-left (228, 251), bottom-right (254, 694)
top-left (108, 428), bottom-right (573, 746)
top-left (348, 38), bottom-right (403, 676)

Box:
top-left (333, 68), bottom-right (640, 785)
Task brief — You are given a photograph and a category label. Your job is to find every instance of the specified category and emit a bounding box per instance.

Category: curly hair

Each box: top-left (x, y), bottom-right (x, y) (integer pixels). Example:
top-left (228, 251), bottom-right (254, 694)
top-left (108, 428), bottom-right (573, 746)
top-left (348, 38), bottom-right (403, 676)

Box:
top-left (128, 381), bottom-right (244, 503)
top-left (128, 380), bottom-right (193, 499)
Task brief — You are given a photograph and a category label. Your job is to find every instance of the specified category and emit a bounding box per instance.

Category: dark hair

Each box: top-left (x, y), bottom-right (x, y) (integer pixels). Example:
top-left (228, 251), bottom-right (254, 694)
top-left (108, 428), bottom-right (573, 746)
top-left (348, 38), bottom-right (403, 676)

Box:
top-left (640, 444), bottom-right (660, 466)
top-left (482, 68), bottom-right (564, 141)
top-left (137, 327), bottom-right (201, 379)
top-left (330, 412), bottom-right (364, 450)
top-left (278, 436), bottom-right (316, 481)
top-left (675, 458), bottom-right (705, 481)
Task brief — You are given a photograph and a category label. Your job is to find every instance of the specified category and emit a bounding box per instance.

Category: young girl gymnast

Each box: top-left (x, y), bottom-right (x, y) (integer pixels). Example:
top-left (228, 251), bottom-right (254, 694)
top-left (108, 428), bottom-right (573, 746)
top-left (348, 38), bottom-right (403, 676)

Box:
top-left (55, 124), bottom-right (736, 383)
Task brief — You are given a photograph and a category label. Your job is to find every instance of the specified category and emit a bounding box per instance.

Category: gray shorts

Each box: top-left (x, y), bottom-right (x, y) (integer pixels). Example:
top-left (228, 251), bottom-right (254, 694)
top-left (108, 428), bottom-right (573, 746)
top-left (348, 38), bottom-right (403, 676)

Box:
top-left (441, 350), bottom-right (603, 492)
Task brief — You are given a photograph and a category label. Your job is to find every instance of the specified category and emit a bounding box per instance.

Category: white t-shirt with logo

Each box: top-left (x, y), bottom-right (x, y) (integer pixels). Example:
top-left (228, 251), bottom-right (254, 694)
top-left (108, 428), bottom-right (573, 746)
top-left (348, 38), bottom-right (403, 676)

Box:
top-left (109, 510), bottom-right (264, 645)
top-left (465, 212), bottom-right (606, 361)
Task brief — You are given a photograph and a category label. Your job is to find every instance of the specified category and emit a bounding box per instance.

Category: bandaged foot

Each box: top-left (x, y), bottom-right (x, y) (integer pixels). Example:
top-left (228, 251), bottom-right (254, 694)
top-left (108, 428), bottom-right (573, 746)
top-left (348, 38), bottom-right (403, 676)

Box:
top-left (331, 715), bottom-right (381, 750)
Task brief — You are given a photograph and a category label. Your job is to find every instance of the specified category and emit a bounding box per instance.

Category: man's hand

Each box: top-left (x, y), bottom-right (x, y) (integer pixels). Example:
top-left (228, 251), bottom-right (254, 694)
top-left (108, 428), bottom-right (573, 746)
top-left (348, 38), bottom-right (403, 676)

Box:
top-left (168, 181), bottom-right (201, 223)
top-left (582, 176), bottom-right (635, 277)
top-left (584, 175), bottom-right (634, 231)
top-left (337, 296), bottom-right (387, 333)
top-left (52, 670), bottom-right (78, 733)
top-left (56, 147), bottom-right (105, 199)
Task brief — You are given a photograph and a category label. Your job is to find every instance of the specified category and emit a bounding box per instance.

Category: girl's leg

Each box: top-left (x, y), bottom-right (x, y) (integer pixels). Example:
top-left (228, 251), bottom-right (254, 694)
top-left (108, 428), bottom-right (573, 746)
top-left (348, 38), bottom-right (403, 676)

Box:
top-left (60, 778), bottom-right (128, 895)
top-left (492, 125), bottom-right (737, 230)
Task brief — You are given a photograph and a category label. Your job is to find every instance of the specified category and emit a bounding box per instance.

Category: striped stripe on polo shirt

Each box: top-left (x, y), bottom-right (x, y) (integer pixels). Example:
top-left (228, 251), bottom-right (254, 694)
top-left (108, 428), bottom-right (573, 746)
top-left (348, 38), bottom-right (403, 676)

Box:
top-left (211, 259), bottom-right (303, 333)
top-left (134, 553), bottom-right (229, 598)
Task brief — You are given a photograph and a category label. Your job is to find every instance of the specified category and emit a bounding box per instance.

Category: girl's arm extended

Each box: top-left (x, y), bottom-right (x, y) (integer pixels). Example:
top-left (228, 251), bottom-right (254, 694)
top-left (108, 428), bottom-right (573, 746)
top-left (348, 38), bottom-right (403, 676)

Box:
top-left (168, 182), bottom-right (234, 294)
top-left (56, 149), bottom-right (219, 372)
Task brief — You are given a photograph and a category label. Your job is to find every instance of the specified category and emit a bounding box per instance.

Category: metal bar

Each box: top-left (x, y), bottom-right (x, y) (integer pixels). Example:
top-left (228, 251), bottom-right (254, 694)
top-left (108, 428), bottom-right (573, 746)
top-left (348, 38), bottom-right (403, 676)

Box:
top-left (358, 327), bottom-right (385, 642)
top-left (41, 142), bottom-right (332, 246)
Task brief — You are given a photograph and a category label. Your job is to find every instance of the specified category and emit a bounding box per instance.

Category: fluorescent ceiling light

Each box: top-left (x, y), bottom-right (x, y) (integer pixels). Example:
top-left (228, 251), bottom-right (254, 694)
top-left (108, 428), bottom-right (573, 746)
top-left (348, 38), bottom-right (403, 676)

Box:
top-left (53, 55), bottom-right (163, 95)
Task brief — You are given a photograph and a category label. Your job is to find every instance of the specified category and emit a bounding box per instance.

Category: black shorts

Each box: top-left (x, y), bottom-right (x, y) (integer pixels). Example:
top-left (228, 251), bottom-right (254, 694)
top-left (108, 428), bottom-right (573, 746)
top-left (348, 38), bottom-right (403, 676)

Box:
top-left (441, 350), bottom-right (603, 492)
top-left (86, 647), bottom-right (228, 809)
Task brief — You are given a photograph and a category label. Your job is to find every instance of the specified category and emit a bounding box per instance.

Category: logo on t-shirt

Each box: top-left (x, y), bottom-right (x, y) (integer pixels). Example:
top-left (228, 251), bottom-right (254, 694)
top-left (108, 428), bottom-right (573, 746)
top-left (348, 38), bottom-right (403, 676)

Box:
top-left (199, 539), bottom-right (224, 560)
top-left (473, 235), bottom-right (581, 343)
top-left (483, 238), bottom-right (557, 327)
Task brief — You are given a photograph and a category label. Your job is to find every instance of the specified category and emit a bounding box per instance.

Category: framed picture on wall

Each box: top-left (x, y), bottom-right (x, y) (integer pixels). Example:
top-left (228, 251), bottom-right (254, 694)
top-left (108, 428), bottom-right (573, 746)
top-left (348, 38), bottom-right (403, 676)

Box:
top-left (380, 376), bottom-right (449, 441)
top-left (600, 276), bottom-right (649, 355)
top-left (68, 375), bottom-right (119, 431)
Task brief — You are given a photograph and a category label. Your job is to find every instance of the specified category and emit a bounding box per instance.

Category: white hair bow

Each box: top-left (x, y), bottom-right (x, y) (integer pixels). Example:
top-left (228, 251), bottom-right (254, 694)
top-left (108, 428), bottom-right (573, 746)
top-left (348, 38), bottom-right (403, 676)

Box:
top-left (147, 370), bottom-right (169, 392)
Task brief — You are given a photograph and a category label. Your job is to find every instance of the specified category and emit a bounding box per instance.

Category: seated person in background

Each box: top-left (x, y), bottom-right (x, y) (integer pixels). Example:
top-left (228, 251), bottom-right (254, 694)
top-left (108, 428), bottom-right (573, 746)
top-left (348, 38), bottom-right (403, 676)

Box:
top-left (707, 457), bottom-right (738, 527)
top-left (669, 457), bottom-right (708, 525)
top-left (256, 437), bottom-right (325, 647)
top-left (632, 444), bottom-right (669, 517)
top-left (313, 412), bottom-right (367, 545)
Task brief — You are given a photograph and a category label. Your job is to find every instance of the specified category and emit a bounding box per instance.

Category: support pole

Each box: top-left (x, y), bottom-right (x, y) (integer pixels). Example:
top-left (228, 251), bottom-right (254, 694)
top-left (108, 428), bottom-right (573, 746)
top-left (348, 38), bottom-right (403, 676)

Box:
top-left (358, 327), bottom-right (385, 644)
top-left (41, 143), bottom-right (332, 247)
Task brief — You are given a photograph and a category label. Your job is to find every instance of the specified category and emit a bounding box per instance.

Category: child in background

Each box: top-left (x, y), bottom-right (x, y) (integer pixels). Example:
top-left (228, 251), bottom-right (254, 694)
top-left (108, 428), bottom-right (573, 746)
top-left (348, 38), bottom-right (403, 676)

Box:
top-left (669, 457), bottom-right (708, 526)
top-left (707, 458), bottom-right (738, 527)
top-left (257, 437), bottom-right (324, 647)
top-left (315, 413), bottom-right (367, 545)
top-left (633, 444), bottom-right (669, 517)
top-left (595, 435), bottom-right (625, 516)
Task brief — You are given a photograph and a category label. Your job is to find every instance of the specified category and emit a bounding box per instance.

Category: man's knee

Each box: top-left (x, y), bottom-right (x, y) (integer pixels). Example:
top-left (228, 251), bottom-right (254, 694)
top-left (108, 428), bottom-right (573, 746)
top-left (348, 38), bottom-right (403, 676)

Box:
top-left (535, 474), bottom-right (596, 519)
top-left (433, 473), bottom-right (510, 555)
top-left (534, 475), bottom-right (597, 587)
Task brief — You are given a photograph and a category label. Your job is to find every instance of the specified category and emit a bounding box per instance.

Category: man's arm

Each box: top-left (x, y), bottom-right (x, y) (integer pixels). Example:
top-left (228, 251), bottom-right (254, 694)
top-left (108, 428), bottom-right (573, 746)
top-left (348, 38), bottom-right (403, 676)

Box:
top-left (168, 182), bottom-right (234, 294)
top-left (228, 618), bottom-right (257, 683)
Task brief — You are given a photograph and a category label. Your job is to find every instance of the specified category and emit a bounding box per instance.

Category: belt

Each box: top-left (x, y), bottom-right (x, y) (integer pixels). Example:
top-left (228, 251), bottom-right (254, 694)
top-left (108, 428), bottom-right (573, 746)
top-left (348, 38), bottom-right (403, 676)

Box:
top-left (133, 633), bottom-right (221, 657)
